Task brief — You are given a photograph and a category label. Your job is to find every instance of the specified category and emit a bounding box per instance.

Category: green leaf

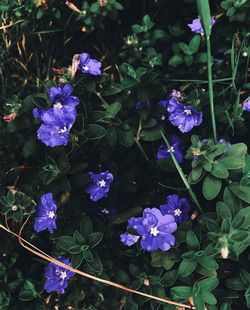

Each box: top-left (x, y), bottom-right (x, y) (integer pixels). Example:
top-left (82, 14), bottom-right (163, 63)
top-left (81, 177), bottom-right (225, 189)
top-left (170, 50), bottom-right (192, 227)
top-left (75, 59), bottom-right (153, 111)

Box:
top-left (191, 166), bottom-right (203, 181)
top-left (72, 251), bottom-right (84, 268)
top-left (102, 83), bottom-right (123, 96)
top-left (73, 230), bottom-right (85, 244)
top-left (199, 277), bottom-right (219, 291)
top-left (22, 136), bottom-right (36, 158)
top-left (121, 63), bottom-right (137, 78)
top-left (140, 127), bottom-right (161, 141)
top-left (171, 286), bottom-right (192, 299)
top-left (105, 102), bottom-right (122, 118)
top-left (57, 236), bottom-right (76, 250)
top-left (19, 291), bottom-right (36, 301)
top-left (184, 55), bottom-right (193, 66)
top-left (225, 143), bottom-right (247, 157)
top-left (162, 270), bottom-right (178, 287)
top-left (85, 124), bottom-right (106, 140)
top-left (87, 232), bottom-right (103, 248)
top-left (80, 216), bottom-right (93, 236)
top-left (192, 293), bottom-right (205, 310)
top-left (202, 175), bottom-right (222, 200)
top-left (232, 207), bottom-right (250, 229)
top-left (32, 93), bottom-right (49, 109)
top-left (219, 157), bottom-right (245, 169)
top-left (210, 162), bottom-right (229, 179)
top-left (82, 249), bottom-right (94, 262)
top-left (87, 252), bottom-right (103, 273)
top-left (225, 278), bottom-right (245, 290)
top-left (196, 0), bottom-right (212, 37)
top-left (201, 292), bottom-right (217, 305)
top-left (90, 2), bottom-right (100, 13)
top-left (168, 54), bottom-right (183, 67)
top-left (68, 245), bottom-right (82, 254)
top-left (186, 230), bottom-right (200, 250)
top-left (179, 42), bottom-right (191, 55)
top-left (216, 202), bottom-right (232, 219)
top-left (118, 128), bottom-right (134, 147)
top-left (189, 35), bottom-right (201, 54)
top-left (229, 183), bottom-right (250, 203)
top-left (178, 260), bottom-right (197, 278)
top-left (196, 256), bottom-right (219, 270)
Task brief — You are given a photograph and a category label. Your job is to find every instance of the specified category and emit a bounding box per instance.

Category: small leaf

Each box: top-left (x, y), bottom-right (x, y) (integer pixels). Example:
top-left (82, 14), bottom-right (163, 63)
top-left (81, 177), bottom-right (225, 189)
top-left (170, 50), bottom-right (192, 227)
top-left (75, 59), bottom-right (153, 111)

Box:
top-left (229, 183), bottom-right (250, 203)
top-left (57, 236), bottom-right (76, 250)
top-left (202, 175), bottom-right (222, 200)
top-left (85, 124), bottom-right (106, 140)
top-left (186, 230), bottom-right (200, 250)
top-left (189, 35), bottom-right (201, 54)
top-left (80, 216), bottom-right (93, 236)
top-left (87, 232), bottom-right (103, 248)
top-left (171, 286), bottom-right (192, 299)
top-left (168, 54), bottom-right (183, 67)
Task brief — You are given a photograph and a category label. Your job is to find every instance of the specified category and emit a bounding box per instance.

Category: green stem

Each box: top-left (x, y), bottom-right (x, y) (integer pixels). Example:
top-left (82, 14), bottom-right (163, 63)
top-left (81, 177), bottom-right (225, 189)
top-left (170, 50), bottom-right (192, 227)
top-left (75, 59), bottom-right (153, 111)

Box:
top-left (94, 91), bottom-right (109, 109)
top-left (206, 36), bottom-right (217, 142)
top-left (134, 138), bottom-right (149, 162)
top-left (160, 131), bottom-right (203, 212)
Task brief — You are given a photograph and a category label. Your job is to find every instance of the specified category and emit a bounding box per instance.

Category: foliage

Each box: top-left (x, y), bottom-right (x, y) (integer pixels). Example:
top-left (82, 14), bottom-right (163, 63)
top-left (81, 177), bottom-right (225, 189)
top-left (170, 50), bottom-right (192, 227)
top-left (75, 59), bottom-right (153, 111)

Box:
top-left (0, 0), bottom-right (250, 309)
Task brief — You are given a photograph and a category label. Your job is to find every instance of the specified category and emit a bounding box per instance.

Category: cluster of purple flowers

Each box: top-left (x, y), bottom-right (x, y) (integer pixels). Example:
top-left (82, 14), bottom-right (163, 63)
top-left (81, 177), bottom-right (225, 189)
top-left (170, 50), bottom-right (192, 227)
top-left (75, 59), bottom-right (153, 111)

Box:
top-left (33, 83), bottom-right (79, 147)
top-left (120, 194), bottom-right (191, 252)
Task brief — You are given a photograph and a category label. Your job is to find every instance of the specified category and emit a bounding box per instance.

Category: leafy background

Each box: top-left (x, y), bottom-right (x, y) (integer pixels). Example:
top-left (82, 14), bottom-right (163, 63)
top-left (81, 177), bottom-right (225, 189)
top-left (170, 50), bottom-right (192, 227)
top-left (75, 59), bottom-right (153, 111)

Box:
top-left (0, 0), bottom-right (250, 309)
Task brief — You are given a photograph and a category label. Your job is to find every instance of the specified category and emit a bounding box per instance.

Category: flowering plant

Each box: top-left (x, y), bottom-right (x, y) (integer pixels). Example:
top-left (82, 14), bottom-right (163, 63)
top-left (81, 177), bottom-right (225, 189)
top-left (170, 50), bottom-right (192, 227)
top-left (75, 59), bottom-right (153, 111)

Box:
top-left (0, 0), bottom-right (250, 309)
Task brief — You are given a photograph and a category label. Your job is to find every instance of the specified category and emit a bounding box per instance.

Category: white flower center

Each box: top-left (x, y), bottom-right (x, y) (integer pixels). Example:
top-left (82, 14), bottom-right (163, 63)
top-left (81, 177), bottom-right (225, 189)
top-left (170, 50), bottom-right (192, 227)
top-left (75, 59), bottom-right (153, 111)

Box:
top-left (48, 210), bottom-right (55, 219)
top-left (101, 208), bottom-right (109, 214)
top-left (150, 226), bottom-right (159, 237)
top-left (174, 208), bottom-right (182, 216)
top-left (161, 115), bottom-right (166, 120)
top-left (168, 146), bottom-right (175, 153)
top-left (60, 271), bottom-right (67, 280)
top-left (99, 179), bottom-right (106, 187)
top-left (184, 109), bottom-right (192, 115)
top-left (82, 65), bottom-right (89, 71)
top-left (58, 126), bottom-right (67, 133)
top-left (54, 102), bottom-right (63, 109)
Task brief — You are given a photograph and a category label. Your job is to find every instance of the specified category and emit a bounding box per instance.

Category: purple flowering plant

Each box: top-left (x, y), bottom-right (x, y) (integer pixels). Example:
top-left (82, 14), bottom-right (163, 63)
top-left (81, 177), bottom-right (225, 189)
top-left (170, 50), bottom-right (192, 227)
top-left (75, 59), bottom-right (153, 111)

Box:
top-left (1, 1), bottom-right (250, 309)
top-left (34, 193), bottom-right (57, 234)
top-left (44, 256), bottom-right (75, 294)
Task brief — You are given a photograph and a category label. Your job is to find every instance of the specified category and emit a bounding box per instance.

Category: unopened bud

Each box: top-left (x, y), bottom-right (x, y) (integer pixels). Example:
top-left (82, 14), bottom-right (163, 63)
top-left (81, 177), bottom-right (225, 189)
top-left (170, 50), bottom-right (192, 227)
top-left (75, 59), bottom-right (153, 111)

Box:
top-left (193, 148), bottom-right (201, 156)
top-left (221, 246), bottom-right (229, 259)
top-left (143, 279), bottom-right (150, 286)
top-left (12, 205), bottom-right (18, 212)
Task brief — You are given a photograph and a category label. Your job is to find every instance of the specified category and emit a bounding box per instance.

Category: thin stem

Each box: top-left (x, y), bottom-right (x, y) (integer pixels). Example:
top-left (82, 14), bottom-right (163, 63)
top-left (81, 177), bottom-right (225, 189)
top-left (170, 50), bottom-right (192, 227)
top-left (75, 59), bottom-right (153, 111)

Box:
top-left (206, 36), bottom-right (217, 141)
top-left (134, 138), bottom-right (149, 162)
top-left (94, 91), bottom-right (109, 109)
top-left (160, 131), bottom-right (203, 212)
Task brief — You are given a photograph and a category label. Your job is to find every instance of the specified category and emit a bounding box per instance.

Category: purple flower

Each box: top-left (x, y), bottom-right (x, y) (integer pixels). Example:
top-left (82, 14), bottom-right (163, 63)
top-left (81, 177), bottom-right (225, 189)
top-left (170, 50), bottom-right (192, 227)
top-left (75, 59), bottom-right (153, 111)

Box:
top-left (34, 193), bottom-right (57, 234)
top-left (44, 256), bottom-right (75, 294)
top-left (128, 208), bottom-right (177, 252)
top-left (188, 17), bottom-right (215, 35)
top-left (160, 194), bottom-right (191, 224)
top-left (167, 101), bottom-right (202, 133)
top-left (78, 53), bottom-right (102, 76)
top-left (85, 171), bottom-right (113, 202)
top-left (37, 108), bottom-right (75, 147)
top-left (157, 135), bottom-right (184, 163)
top-left (120, 232), bottom-right (140, 246)
top-left (33, 84), bottom-right (79, 121)
top-left (243, 97), bottom-right (250, 112)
